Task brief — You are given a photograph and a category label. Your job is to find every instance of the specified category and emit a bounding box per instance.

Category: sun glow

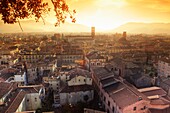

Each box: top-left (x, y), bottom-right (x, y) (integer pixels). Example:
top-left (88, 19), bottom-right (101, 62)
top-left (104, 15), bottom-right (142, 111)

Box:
top-left (74, 0), bottom-right (128, 30)
top-left (97, 0), bottom-right (127, 7)
top-left (78, 16), bottom-right (124, 31)
top-left (32, 0), bottom-right (170, 32)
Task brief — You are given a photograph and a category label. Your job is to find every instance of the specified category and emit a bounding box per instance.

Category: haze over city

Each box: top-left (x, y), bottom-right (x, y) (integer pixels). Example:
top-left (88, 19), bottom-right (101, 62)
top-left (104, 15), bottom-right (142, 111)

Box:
top-left (1, 0), bottom-right (170, 33)
top-left (1, 0), bottom-right (170, 113)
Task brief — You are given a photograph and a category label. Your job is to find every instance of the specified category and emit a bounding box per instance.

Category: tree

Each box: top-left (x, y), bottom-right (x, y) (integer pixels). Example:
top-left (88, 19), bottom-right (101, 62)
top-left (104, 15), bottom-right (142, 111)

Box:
top-left (0, 0), bottom-right (76, 30)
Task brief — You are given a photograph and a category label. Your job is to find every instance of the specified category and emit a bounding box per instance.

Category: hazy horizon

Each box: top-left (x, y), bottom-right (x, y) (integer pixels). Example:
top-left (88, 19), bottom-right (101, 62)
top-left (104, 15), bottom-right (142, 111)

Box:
top-left (1, 0), bottom-right (170, 33)
top-left (1, 21), bottom-right (170, 34)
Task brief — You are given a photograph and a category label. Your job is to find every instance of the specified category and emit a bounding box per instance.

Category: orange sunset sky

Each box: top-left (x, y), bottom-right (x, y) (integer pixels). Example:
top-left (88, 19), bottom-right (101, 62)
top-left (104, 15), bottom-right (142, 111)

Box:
top-left (45, 0), bottom-right (170, 30)
top-left (1, 0), bottom-right (170, 32)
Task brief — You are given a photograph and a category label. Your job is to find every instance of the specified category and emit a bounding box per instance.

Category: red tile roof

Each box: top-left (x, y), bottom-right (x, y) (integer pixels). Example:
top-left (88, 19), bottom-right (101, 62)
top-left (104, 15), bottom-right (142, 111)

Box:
top-left (5, 90), bottom-right (27, 113)
top-left (0, 82), bottom-right (13, 99)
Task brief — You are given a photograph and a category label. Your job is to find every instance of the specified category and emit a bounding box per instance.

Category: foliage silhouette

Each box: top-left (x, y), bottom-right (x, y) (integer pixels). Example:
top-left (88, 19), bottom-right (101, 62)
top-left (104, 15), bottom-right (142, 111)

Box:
top-left (0, 0), bottom-right (76, 30)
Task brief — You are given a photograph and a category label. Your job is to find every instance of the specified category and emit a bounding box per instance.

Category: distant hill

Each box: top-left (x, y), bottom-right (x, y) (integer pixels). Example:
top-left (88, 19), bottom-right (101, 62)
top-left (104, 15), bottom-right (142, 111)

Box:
top-left (0, 20), bottom-right (91, 33)
top-left (112, 22), bottom-right (170, 34)
top-left (1, 21), bottom-right (170, 34)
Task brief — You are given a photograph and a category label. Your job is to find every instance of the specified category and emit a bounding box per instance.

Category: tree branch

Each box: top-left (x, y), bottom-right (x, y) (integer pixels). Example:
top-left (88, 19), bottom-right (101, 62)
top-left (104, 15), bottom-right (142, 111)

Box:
top-left (41, 16), bottom-right (45, 25)
top-left (17, 18), bottom-right (23, 32)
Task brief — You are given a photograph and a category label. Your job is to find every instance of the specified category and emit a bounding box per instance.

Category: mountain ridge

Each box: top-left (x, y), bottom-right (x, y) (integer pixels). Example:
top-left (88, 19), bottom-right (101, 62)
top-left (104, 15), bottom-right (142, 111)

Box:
top-left (1, 21), bottom-right (170, 34)
top-left (112, 22), bottom-right (170, 34)
top-left (0, 20), bottom-right (91, 33)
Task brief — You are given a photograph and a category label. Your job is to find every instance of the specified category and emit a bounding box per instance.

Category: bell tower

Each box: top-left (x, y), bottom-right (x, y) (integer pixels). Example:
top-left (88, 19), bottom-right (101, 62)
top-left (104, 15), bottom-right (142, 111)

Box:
top-left (91, 27), bottom-right (95, 38)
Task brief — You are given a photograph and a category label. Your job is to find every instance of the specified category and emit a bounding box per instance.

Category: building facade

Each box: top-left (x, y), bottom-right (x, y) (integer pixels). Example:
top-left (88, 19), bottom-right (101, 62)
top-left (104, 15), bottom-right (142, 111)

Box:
top-left (158, 58), bottom-right (170, 77)
top-left (91, 67), bottom-right (150, 113)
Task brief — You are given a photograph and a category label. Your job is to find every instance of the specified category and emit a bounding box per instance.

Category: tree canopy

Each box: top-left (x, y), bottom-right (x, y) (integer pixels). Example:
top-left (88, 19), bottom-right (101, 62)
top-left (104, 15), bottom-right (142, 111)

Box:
top-left (0, 0), bottom-right (76, 27)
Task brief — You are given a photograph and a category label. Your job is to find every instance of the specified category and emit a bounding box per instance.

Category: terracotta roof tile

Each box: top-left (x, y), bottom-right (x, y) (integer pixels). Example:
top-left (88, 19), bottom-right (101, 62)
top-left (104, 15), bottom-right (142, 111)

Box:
top-left (5, 90), bottom-right (27, 113)
top-left (0, 82), bottom-right (13, 99)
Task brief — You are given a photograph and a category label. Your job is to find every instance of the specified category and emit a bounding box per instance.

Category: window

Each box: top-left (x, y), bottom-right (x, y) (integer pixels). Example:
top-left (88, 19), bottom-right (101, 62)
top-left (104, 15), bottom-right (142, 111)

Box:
top-left (97, 63), bottom-right (100, 65)
top-left (91, 63), bottom-right (95, 66)
top-left (108, 101), bottom-right (110, 106)
top-left (35, 98), bottom-right (37, 102)
top-left (54, 97), bottom-right (58, 100)
top-left (112, 107), bottom-right (115, 112)
top-left (143, 106), bottom-right (146, 109)
top-left (84, 79), bottom-right (86, 82)
top-left (27, 99), bottom-right (29, 102)
top-left (104, 96), bottom-right (106, 102)
top-left (133, 107), bottom-right (136, 111)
